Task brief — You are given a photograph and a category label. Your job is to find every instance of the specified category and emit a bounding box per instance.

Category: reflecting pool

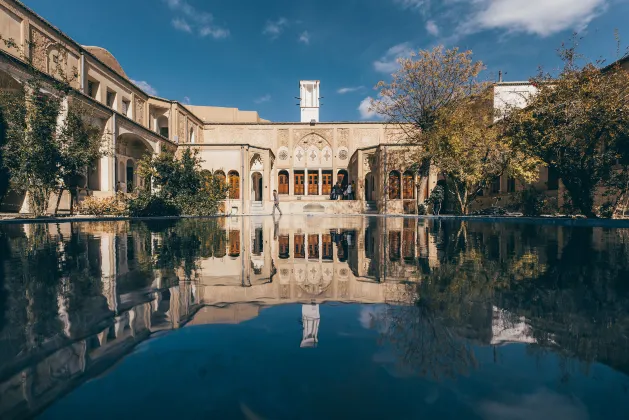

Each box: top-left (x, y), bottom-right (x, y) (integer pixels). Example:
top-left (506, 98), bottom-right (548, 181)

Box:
top-left (1, 216), bottom-right (628, 419)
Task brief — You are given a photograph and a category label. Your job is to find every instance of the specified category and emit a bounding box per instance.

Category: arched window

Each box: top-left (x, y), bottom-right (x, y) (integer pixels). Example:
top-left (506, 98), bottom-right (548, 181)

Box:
top-left (228, 170), bottom-right (240, 199)
top-left (214, 170), bottom-right (226, 185)
top-left (278, 170), bottom-right (289, 195)
top-left (402, 171), bottom-right (414, 199)
top-left (229, 230), bottom-right (240, 257)
top-left (388, 171), bottom-right (401, 200)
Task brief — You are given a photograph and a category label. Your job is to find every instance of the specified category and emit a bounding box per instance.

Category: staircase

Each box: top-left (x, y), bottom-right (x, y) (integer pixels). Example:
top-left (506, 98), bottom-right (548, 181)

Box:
top-left (250, 201), bottom-right (264, 214)
top-left (365, 201), bottom-right (378, 214)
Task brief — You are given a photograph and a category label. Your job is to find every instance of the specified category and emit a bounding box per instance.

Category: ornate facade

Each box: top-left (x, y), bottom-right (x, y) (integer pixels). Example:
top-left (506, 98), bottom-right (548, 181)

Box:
top-left (0, 0), bottom-right (438, 215)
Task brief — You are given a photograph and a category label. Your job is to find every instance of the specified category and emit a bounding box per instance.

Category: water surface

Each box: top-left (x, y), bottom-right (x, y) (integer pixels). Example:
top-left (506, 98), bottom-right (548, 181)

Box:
top-left (0, 216), bottom-right (628, 419)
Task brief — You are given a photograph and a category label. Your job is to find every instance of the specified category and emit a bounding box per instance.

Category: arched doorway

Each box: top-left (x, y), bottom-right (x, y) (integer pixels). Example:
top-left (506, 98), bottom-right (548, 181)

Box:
top-left (337, 169), bottom-right (348, 190)
top-left (228, 171), bottom-right (240, 199)
top-left (251, 172), bottom-right (263, 202)
top-left (278, 170), bottom-right (289, 195)
top-left (126, 160), bottom-right (135, 192)
top-left (364, 172), bottom-right (374, 201)
top-left (116, 134), bottom-right (153, 193)
top-left (388, 171), bottom-right (401, 199)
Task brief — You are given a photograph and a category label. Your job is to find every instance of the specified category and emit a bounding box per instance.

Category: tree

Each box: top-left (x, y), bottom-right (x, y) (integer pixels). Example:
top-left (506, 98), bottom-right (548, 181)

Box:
top-left (429, 93), bottom-right (540, 214)
top-left (0, 36), bottom-right (103, 216)
top-left (135, 148), bottom-right (228, 216)
top-left (503, 38), bottom-right (629, 218)
top-left (55, 101), bottom-right (107, 215)
top-left (370, 46), bottom-right (487, 204)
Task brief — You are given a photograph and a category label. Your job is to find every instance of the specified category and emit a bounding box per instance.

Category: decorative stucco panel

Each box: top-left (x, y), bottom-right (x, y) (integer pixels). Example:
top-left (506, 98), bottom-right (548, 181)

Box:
top-left (134, 97), bottom-right (145, 125)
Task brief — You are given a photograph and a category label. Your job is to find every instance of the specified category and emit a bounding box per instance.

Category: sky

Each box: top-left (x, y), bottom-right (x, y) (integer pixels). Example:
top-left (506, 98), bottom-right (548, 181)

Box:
top-left (21, 0), bottom-right (629, 122)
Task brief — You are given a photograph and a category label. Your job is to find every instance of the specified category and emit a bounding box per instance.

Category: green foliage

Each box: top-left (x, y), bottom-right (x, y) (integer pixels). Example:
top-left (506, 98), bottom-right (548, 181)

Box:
top-left (128, 191), bottom-right (179, 217)
top-left (517, 187), bottom-right (546, 216)
top-left (78, 194), bottom-right (128, 216)
top-left (503, 38), bottom-right (629, 218)
top-left (598, 201), bottom-right (615, 218)
top-left (132, 148), bottom-right (228, 216)
top-left (426, 185), bottom-right (445, 215)
top-left (0, 36), bottom-right (101, 216)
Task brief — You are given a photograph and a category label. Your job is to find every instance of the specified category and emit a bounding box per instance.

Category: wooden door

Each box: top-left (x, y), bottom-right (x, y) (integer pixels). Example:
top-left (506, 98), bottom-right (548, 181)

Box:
top-left (295, 173), bottom-right (304, 195)
top-left (322, 172), bottom-right (332, 195)
top-left (278, 173), bottom-right (289, 194)
top-left (308, 172), bottom-right (318, 195)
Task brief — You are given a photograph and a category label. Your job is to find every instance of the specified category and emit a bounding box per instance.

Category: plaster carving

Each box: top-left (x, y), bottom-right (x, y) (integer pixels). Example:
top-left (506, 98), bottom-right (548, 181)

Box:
top-left (134, 97), bottom-right (145, 125)
top-left (293, 146), bottom-right (305, 167)
top-left (297, 132), bottom-right (331, 150)
top-left (321, 146), bottom-right (333, 167)
top-left (338, 148), bottom-right (349, 161)
top-left (294, 129), bottom-right (332, 147)
top-left (249, 129), bottom-right (273, 147)
top-left (250, 153), bottom-right (263, 170)
top-left (278, 129), bottom-right (289, 147)
top-left (278, 147), bottom-right (289, 161)
top-left (222, 127), bottom-right (244, 143)
top-left (337, 128), bottom-right (349, 148)
top-left (177, 112), bottom-right (185, 141)
top-left (355, 128), bottom-right (379, 146)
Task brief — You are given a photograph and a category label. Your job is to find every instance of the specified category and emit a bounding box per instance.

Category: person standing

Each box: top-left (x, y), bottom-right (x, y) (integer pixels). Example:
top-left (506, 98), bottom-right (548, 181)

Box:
top-left (346, 181), bottom-right (353, 200)
top-left (272, 189), bottom-right (282, 216)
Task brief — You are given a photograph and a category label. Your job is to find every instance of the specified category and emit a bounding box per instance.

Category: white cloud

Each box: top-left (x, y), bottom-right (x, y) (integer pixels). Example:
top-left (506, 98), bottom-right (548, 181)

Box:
top-left (298, 31), bottom-right (310, 44)
top-left (254, 94), bottom-right (271, 104)
top-left (478, 389), bottom-right (588, 420)
top-left (373, 42), bottom-right (414, 73)
top-left (130, 79), bottom-right (158, 96)
top-left (164, 0), bottom-right (229, 39)
top-left (263, 18), bottom-right (289, 39)
top-left (393, 0), bottom-right (429, 11)
top-left (425, 20), bottom-right (439, 36)
top-left (358, 97), bottom-right (382, 120)
top-left (337, 86), bottom-right (364, 94)
top-left (461, 0), bottom-right (606, 37)
top-left (172, 18), bottom-right (192, 33)
top-left (395, 0), bottom-right (608, 38)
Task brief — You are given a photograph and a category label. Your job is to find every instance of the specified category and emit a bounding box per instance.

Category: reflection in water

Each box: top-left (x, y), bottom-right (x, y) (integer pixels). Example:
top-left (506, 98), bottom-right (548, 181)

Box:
top-left (0, 217), bottom-right (628, 418)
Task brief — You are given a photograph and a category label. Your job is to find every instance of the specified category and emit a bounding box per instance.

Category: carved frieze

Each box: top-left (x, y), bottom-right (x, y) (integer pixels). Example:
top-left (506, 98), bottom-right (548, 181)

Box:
top-left (355, 128), bottom-right (380, 146)
top-left (293, 128), bottom-right (333, 148)
top-left (337, 128), bottom-right (349, 148)
top-left (278, 129), bottom-right (289, 147)
top-left (134, 97), bottom-right (145, 125)
top-left (248, 129), bottom-right (273, 147)
top-left (221, 127), bottom-right (244, 143)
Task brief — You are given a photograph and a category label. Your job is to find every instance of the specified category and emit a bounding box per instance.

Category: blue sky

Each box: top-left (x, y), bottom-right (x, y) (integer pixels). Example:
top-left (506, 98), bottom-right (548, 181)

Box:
top-left (22, 0), bottom-right (629, 122)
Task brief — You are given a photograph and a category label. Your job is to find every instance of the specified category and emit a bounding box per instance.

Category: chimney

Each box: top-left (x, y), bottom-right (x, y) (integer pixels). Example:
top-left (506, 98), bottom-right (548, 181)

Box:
top-left (498, 70), bottom-right (503, 83)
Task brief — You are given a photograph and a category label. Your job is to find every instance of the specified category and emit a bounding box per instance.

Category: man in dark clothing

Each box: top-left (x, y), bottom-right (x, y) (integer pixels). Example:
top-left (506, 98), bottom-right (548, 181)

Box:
top-left (272, 189), bottom-right (282, 216)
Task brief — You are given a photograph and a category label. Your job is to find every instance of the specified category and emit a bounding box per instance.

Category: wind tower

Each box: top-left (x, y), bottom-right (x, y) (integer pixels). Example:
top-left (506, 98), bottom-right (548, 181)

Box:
top-left (298, 80), bottom-right (321, 123)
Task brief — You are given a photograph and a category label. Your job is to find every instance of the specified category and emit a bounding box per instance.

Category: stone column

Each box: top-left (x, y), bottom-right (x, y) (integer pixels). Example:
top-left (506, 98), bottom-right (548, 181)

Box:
top-left (263, 150), bottom-right (271, 202)
top-left (289, 169), bottom-right (294, 196)
top-left (318, 169), bottom-right (322, 195)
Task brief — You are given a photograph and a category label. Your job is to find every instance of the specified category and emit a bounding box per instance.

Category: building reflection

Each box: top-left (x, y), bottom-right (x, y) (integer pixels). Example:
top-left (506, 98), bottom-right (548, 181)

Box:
top-left (1, 216), bottom-right (628, 418)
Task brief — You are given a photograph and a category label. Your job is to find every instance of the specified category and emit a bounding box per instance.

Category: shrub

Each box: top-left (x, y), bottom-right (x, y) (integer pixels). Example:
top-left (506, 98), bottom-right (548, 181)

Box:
top-left (78, 194), bottom-right (128, 216)
top-left (417, 203), bottom-right (427, 215)
top-left (128, 192), bottom-right (179, 217)
top-left (517, 187), bottom-right (546, 216)
top-left (426, 185), bottom-right (445, 215)
top-left (598, 201), bottom-right (615, 219)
